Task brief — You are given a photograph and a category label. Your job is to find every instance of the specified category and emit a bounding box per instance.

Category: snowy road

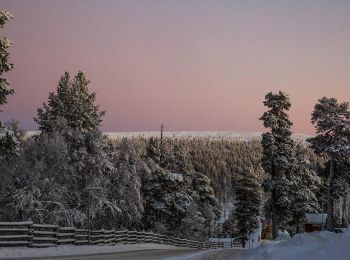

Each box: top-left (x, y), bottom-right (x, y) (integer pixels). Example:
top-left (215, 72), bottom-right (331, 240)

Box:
top-left (6, 248), bottom-right (248, 260)
top-left (164, 248), bottom-right (248, 260)
top-left (21, 249), bottom-right (200, 260)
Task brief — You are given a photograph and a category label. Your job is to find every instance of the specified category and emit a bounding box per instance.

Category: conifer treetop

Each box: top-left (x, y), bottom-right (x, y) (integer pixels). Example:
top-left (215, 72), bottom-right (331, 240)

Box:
top-left (307, 97), bottom-right (350, 157)
top-left (35, 71), bottom-right (105, 133)
top-left (260, 91), bottom-right (293, 134)
top-left (0, 10), bottom-right (14, 108)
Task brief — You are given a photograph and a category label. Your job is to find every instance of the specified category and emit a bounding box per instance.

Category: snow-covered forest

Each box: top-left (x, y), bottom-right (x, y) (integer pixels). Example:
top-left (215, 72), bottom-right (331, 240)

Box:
top-left (1, 6), bottom-right (350, 248)
top-left (1, 69), bottom-right (347, 242)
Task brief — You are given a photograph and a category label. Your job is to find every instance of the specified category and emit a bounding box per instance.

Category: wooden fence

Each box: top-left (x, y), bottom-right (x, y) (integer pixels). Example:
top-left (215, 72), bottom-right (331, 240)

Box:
top-left (0, 221), bottom-right (223, 249)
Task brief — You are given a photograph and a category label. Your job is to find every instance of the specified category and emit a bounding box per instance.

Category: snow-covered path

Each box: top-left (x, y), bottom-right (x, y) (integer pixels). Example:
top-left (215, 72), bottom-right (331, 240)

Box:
top-left (164, 248), bottom-right (247, 260)
top-left (0, 244), bottom-right (193, 259)
top-left (23, 249), bottom-right (199, 260)
top-left (2, 230), bottom-right (350, 260)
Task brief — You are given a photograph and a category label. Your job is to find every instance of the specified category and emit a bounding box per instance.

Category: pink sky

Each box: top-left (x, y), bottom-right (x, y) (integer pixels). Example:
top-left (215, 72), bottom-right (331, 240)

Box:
top-left (1, 0), bottom-right (350, 134)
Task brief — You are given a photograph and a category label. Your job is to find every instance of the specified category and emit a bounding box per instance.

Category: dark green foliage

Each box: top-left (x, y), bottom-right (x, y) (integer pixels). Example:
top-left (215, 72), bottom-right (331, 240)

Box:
top-left (142, 138), bottom-right (219, 238)
top-left (183, 138), bottom-right (264, 202)
top-left (232, 169), bottom-right (262, 242)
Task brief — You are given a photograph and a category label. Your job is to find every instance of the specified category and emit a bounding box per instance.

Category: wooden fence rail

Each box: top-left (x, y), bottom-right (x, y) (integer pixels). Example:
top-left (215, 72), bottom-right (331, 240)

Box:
top-left (75, 229), bottom-right (88, 245)
top-left (0, 221), bottom-right (33, 247)
top-left (31, 224), bottom-right (57, 248)
top-left (0, 222), bottom-right (223, 249)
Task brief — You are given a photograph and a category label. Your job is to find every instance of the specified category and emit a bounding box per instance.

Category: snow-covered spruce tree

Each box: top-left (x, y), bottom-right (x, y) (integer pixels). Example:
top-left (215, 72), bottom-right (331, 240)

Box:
top-left (35, 71), bottom-right (105, 133)
top-left (232, 168), bottom-right (262, 247)
top-left (144, 139), bottom-right (191, 236)
top-left (307, 97), bottom-right (350, 231)
top-left (146, 137), bottom-right (161, 164)
top-left (260, 91), bottom-right (295, 239)
top-left (287, 144), bottom-right (321, 234)
top-left (0, 11), bottom-right (14, 107)
top-left (34, 73), bottom-right (119, 228)
top-left (149, 139), bottom-right (220, 239)
top-left (107, 138), bottom-right (145, 229)
top-left (141, 161), bottom-right (190, 234)
top-left (191, 171), bottom-right (220, 238)
top-left (176, 202), bottom-right (207, 241)
top-left (164, 142), bottom-right (193, 202)
top-left (3, 131), bottom-right (74, 224)
top-left (331, 160), bottom-right (350, 227)
top-left (0, 10), bottom-right (19, 160)
top-left (222, 210), bottom-right (238, 238)
top-left (166, 143), bottom-right (189, 172)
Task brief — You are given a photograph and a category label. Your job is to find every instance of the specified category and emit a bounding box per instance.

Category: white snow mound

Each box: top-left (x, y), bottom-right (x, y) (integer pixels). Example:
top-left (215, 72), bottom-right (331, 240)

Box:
top-left (274, 230), bottom-right (291, 241)
top-left (250, 229), bottom-right (350, 260)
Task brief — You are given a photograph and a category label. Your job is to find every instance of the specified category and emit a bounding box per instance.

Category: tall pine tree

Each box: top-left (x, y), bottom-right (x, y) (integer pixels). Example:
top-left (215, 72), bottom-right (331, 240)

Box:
top-left (260, 91), bottom-right (295, 239)
top-left (232, 168), bottom-right (262, 247)
top-left (34, 72), bottom-right (116, 228)
top-left (0, 10), bottom-right (19, 159)
top-left (0, 11), bottom-right (14, 106)
top-left (287, 144), bottom-right (321, 234)
top-left (307, 97), bottom-right (350, 231)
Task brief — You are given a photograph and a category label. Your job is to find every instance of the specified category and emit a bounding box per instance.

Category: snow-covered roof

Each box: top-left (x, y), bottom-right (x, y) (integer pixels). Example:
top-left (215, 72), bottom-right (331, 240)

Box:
top-left (305, 213), bottom-right (327, 224)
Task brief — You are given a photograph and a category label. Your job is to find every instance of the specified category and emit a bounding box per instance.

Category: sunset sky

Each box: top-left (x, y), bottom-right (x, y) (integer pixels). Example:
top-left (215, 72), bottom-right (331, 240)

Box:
top-left (1, 0), bottom-right (350, 134)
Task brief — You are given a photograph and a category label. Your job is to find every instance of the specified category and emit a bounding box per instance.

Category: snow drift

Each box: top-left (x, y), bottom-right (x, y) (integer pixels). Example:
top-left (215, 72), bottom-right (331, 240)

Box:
top-left (249, 229), bottom-right (350, 260)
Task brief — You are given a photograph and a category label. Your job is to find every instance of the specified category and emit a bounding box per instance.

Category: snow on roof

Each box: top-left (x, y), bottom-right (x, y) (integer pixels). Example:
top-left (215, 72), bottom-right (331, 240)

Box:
top-left (305, 213), bottom-right (327, 224)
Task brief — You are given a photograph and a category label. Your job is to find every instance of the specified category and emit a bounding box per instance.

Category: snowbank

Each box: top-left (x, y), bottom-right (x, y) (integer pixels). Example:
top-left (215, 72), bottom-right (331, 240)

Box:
top-left (249, 229), bottom-right (350, 260)
top-left (247, 223), bottom-right (262, 249)
top-left (0, 243), bottom-right (187, 259)
top-left (274, 230), bottom-right (291, 241)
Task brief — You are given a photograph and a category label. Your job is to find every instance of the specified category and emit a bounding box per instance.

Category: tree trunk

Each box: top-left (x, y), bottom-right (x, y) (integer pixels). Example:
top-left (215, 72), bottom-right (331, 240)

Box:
top-left (272, 189), bottom-right (279, 239)
top-left (160, 123), bottom-right (165, 165)
top-left (242, 237), bottom-right (246, 248)
top-left (271, 160), bottom-right (279, 239)
top-left (296, 218), bottom-right (303, 234)
top-left (342, 193), bottom-right (348, 227)
top-left (326, 158), bottom-right (335, 231)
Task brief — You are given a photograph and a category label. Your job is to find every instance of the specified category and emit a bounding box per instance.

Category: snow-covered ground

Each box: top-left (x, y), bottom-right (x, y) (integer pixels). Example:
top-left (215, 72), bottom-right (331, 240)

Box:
top-left (248, 229), bottom-right (350, 260)
top-left (165, 229), bottom-right (350, 260)
top-left (0, 243), bottom-right (188, 259)
top-left (2, 231), bottom-right (349, 259)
